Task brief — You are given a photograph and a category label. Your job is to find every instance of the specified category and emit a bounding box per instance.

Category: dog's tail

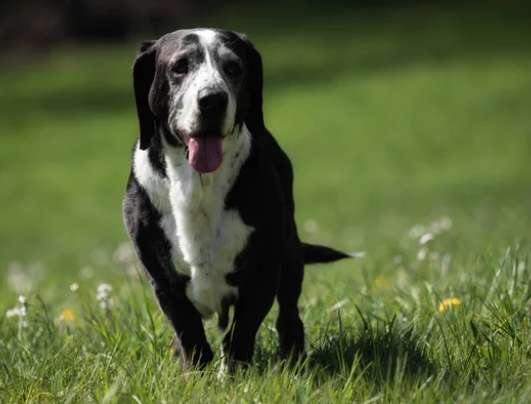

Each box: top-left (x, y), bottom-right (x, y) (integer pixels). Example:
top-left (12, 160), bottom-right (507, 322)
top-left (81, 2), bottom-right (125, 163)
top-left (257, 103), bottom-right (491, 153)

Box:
top-left (302, 242), bottom-right (364, 265)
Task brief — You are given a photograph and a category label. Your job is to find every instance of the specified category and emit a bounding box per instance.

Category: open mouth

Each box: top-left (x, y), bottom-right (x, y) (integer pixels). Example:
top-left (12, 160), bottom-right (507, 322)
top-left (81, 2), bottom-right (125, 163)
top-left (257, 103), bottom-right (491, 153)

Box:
top-left (184, 135), bottom-right (223, 174)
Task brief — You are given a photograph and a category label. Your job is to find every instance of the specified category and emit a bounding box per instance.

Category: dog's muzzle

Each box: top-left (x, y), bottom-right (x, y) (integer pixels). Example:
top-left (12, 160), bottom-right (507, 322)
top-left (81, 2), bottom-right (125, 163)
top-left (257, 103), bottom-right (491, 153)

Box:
top-left (185, 89), bottom-right (229, 174)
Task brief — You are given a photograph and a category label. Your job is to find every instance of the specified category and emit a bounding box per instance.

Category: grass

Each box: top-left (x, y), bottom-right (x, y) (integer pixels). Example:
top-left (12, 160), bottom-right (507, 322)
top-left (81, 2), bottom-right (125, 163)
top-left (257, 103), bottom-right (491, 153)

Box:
top-left (1, 4), bottom-right (531, 403)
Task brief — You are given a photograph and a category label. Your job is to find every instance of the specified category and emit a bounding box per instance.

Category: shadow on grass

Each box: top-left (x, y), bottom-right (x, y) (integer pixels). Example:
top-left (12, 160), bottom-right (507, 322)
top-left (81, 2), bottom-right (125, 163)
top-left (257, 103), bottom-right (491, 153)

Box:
top-left (308, 315), bottom-right (436, 385)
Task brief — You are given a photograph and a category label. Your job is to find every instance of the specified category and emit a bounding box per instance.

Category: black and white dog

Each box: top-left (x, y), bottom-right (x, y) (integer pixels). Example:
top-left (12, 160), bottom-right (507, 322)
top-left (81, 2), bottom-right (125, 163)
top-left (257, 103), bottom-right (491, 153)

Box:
top-left (123, 28), bottom-right (352, 374)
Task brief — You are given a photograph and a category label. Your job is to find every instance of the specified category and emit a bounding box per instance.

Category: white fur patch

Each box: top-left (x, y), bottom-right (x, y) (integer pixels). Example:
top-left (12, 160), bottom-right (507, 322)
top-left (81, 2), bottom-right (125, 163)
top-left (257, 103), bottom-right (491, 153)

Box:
top-left (133, 149), bottom-right (170, 214)
top-left (195, 29), bottom-right (218, 47)
top-left (133, 125), bottom-right (253, 320)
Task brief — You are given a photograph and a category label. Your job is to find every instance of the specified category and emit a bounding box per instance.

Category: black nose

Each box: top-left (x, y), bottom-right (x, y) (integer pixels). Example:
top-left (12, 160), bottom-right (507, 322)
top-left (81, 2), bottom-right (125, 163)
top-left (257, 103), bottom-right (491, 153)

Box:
top-left (198, 91), bottom-right (228, 113)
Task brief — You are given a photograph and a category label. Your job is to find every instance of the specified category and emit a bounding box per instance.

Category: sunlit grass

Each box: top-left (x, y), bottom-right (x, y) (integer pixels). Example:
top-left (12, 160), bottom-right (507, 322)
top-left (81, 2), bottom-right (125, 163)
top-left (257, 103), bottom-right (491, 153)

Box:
top-left (2, 242), bottom-right (531, 403)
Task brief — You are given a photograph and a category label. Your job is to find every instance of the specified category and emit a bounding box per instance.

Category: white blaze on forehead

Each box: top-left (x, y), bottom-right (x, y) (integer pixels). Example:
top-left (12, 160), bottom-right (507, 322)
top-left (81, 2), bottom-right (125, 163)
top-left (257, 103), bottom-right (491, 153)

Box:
top-left (195, 30), bottom-right (235, 65)
top-left (196, 29), bottom-right (218, 79)
top-left (194, 29), bottom-right (219, 49)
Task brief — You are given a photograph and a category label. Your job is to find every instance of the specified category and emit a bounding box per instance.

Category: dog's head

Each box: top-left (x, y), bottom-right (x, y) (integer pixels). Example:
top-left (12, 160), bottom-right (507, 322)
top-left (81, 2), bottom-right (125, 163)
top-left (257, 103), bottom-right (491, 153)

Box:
top-left (132, 29), bottom-right (264, 173)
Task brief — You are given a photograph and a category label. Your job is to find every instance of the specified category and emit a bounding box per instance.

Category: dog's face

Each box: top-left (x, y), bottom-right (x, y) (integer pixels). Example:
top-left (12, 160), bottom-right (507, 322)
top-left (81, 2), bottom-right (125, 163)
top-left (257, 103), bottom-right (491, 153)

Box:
top-left (132, 29), bottom-right (265, 173)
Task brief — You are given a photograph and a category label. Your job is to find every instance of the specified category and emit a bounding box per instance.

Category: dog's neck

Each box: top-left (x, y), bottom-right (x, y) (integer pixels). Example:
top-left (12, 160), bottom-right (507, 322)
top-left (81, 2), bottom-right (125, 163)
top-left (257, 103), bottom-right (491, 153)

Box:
top-left (162, 124), bottom-right (251, 208)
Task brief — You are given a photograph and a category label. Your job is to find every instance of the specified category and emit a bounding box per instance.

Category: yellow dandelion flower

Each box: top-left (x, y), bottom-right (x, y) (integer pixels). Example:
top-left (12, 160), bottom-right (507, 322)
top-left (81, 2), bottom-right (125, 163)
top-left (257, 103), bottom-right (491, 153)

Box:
top-left (374, 276), bottom-right (392, 289)
top-left (438, 298), bottom-right (461, 313)
top-left (60, 309), bottom-right (76, 322)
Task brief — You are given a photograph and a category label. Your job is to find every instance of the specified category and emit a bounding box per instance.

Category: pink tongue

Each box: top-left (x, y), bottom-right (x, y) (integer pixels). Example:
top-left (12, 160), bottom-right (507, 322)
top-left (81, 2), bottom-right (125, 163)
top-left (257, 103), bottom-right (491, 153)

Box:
top-left (188, 137), bottom-right (223, 173)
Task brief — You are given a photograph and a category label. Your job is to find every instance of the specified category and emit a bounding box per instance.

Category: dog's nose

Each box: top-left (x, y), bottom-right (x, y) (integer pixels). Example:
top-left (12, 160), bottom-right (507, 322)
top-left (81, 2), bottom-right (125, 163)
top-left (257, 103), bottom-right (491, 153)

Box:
top-left (198, 91), bottom-right (228, 113)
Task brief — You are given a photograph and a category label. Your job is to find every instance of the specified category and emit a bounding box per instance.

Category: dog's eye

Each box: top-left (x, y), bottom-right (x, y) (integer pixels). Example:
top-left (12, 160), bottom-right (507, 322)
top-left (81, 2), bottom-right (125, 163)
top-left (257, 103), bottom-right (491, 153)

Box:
top-left (224, 61), bottom-right (242, 77)
top-left (172, 58), bottom-right (189, 75)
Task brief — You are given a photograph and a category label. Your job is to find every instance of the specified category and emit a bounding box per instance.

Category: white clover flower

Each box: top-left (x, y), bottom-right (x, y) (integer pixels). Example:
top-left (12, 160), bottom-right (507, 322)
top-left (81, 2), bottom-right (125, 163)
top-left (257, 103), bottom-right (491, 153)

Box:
top-left (438, 217), bottom-right (453, 231)
top-left (417, 248), bottom-right (428, 261)
top-left (5, 296), bottom-right (28, 322)
top-left (419, 233), bottom-right (435, 245)
top-left (327, 299), bottom-right (348, 313)
top-left (99, 298), bottom-right (115, 309)
top-left (429, 223), bottom-right (442, 235)
top-left (70, 283), bottom-right (79, 292)
top-left (409, 225), bottom-right (426, 239)
top-left (429, 217), bottom-right (453, 234)
top-left (6, 308), bottom-right (22, 318)
top-left (97, 284), bottom-right (113, 294)
top-left (96, 284), bottom-right (114, 309)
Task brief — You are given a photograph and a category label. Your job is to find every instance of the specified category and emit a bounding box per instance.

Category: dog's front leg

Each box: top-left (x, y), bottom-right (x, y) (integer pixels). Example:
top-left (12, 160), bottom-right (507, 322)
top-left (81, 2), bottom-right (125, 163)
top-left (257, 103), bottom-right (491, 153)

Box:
top-left (124, 185), bottom-right (214, 372)
top-left (152, 283), bottom-right (213, 371)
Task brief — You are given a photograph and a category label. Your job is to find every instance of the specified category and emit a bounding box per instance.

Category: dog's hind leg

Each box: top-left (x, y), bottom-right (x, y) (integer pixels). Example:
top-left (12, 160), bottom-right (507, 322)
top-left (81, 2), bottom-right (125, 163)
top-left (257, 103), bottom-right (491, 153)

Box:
top-left (275, 242), bottom-right (305, 361)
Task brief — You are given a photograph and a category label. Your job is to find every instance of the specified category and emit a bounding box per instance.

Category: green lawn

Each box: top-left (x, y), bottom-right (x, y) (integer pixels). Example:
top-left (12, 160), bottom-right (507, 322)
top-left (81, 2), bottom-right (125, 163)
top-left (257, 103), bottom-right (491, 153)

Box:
top-left (1, 4), bottom-right (531, 403)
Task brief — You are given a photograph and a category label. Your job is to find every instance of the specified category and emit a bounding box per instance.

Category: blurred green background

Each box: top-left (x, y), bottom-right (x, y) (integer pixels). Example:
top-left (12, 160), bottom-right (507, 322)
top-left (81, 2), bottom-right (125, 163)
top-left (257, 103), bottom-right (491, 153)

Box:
top-left (0, 1), bottom-right (530, 293)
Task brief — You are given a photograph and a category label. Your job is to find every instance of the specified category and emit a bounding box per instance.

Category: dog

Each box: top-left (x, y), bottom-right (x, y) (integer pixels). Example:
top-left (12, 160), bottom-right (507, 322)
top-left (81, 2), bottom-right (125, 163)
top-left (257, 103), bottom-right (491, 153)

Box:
top-left (122, 28), bottom-right (353, 374)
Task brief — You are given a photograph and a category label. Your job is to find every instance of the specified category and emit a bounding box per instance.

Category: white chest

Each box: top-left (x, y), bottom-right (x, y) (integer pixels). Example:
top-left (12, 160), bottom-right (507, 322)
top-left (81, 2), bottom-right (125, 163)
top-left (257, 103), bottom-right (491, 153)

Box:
top-left (166, 185), bottom-right (248, 315)
top-left (133, 129), bottom-right (252, 320)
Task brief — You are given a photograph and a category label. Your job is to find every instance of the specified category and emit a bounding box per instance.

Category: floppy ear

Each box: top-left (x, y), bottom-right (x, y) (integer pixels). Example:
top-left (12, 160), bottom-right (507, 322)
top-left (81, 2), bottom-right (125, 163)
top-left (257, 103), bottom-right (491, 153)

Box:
top-left (239, 35), bottom-right (266, 135)
top-left (132, 40), bottom-right (157, 150)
